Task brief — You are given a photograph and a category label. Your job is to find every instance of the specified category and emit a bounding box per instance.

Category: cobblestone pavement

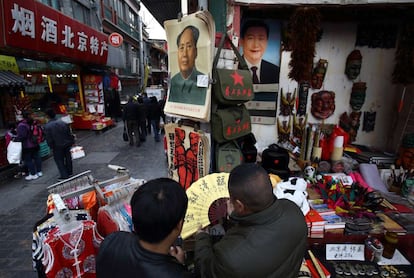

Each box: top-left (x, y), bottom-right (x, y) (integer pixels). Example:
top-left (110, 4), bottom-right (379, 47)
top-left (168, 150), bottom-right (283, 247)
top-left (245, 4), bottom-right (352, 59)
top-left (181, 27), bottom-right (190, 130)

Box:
top-left (0, 123), bottom-right (168, 277)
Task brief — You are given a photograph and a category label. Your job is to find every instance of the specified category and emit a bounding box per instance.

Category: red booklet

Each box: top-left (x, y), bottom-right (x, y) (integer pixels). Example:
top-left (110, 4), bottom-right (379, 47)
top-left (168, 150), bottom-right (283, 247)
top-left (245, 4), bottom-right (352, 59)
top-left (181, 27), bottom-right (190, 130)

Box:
top-left (305, 208), bottom-right (325, 226)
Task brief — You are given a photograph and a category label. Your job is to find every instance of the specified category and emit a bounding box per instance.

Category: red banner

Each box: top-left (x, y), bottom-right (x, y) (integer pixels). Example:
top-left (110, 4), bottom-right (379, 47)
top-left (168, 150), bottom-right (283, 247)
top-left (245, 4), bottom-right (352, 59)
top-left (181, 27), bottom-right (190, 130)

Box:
top-left (0, 0), bottom-right (108, 65)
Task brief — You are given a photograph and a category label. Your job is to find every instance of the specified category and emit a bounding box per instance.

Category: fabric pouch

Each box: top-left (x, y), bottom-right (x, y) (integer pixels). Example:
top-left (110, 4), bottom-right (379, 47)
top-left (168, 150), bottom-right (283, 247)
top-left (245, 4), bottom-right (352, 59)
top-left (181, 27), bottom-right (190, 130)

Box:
top-left (211, 104), bottom-right (251, 143)
top-left (212, 34), bottom-right (254, 105)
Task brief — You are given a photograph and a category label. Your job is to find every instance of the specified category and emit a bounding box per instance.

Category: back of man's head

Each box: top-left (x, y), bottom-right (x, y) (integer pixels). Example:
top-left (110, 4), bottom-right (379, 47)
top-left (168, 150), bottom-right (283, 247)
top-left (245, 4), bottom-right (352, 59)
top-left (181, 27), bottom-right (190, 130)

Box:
top-left (241, 19), bottom-right (270, 39)
top-left (131, 178), bottom-right (188, 243)
top-left (228, 163), bottom-right (274, 213)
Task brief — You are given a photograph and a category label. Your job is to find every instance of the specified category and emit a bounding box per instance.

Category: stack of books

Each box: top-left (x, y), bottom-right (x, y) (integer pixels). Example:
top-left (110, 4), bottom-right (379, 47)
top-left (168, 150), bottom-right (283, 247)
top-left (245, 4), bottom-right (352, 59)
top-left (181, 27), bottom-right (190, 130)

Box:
top-left (305, 208), bottom-right (325, 238)
top-left (310, 200), bottom-right (345, 232)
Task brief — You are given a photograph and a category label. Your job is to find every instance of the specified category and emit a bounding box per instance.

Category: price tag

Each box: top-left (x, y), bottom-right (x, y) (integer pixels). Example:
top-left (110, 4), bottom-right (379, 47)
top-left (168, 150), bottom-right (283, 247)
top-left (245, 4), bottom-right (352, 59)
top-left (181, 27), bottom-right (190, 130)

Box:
top-left (197, 74), bottom-right (209, 88)
top-left (326, 244), bottom-right (365, 261)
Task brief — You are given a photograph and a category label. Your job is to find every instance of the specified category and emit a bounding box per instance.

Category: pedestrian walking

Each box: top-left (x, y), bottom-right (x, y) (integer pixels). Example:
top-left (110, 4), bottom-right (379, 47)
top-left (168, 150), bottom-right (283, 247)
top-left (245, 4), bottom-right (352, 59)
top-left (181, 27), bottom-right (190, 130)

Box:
top-left (44, 108), bottom-right (75, 180)
top-left (148, 96), bottom-right (162, 142)
top-left (122, 96), bottom-right (141, 147)
top-left (16, 111), bottom-right (42, 181)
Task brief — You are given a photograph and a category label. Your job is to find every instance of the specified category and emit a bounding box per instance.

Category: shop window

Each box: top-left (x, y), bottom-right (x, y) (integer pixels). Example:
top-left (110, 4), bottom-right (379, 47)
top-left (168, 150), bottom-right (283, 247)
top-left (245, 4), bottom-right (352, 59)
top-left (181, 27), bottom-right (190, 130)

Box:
top-left (39, 0), bottom-right (61, 10)
top-left (72, 1), bottom-right (91, 26)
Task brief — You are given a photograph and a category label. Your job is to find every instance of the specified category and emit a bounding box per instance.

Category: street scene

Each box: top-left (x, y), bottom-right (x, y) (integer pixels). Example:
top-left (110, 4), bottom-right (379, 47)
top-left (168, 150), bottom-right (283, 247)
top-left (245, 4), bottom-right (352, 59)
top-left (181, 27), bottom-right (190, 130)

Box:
top-left (1, 0), bottom-right (414, 277)
top-left (0, 124), bottom-right (167, 277)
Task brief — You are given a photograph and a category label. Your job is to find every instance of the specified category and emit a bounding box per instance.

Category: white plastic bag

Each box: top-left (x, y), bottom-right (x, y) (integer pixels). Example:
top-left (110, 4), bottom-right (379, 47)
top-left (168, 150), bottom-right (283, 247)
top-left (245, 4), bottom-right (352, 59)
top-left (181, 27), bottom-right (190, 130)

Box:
top-left (70, 145), bottom-right (86, 160)
top-left (7, 141), bottom-right (22, 164)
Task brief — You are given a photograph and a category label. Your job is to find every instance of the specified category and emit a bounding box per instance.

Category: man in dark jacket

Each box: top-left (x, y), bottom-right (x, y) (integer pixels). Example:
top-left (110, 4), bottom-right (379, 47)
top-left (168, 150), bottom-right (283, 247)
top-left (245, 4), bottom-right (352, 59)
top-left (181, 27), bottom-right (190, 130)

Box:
top-left (194, 163), bottom-right (307, 278)
top-left (44, 108), bottom-right (75, 180)
top-left (122, 96), bottom-right (141, 147)
top-left (96, 178), bottom-right (192, 278)
top-left (148, 96), bottom-right (162, 142)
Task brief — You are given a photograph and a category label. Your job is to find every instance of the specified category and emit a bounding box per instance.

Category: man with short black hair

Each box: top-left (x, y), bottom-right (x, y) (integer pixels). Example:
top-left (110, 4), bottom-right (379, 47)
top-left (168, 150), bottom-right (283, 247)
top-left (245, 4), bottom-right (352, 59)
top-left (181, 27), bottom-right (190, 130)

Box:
top-left (96, 178), bottom-right (192, 277)
top-left (240, 19), bottom-right (280, 84)
top-left (44, 108), bottom-right (75, 180)
top-left (169, 25), bottom-right (207, 105)
top-left (195, 163), bottom-right (307, 278)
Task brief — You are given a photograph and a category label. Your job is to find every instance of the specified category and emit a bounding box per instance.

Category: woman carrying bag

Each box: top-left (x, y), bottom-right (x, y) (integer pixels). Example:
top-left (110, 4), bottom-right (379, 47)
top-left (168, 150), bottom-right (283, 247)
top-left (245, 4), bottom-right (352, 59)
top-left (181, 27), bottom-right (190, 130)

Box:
top-left (16, 111), bottom-right (42, 181)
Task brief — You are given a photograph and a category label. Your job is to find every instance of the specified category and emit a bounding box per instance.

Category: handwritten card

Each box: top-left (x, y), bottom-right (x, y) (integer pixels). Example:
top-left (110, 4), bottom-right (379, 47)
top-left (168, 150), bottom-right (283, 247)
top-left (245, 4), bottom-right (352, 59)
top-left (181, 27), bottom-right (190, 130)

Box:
top-left (197, 74), bottom-right (209, 88)
top-left (326, 244), bottom-right (365, 261)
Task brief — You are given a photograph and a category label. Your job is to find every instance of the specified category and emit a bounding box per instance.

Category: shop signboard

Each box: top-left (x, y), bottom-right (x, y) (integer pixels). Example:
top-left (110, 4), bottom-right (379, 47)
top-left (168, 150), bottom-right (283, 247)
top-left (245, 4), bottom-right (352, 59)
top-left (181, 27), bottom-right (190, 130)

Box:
top-left (0, 0), bottom-right (108, 65)
top-left (108, 32), bottom-right (123, 47)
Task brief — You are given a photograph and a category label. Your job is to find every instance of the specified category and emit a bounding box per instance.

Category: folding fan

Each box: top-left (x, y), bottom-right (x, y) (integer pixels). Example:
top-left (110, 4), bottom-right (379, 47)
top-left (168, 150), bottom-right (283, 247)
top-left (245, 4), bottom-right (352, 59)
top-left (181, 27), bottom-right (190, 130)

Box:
top-left (181, 173), bottom-right (229, 239)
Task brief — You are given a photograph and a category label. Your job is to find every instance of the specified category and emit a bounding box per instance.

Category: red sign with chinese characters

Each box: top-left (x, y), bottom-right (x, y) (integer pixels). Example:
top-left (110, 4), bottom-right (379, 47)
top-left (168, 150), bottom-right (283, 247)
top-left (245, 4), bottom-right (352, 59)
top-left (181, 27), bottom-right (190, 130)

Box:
top-left (108, 32), bottom-right (123, 47)
top-left (0, 0), bottom-right (108, 65)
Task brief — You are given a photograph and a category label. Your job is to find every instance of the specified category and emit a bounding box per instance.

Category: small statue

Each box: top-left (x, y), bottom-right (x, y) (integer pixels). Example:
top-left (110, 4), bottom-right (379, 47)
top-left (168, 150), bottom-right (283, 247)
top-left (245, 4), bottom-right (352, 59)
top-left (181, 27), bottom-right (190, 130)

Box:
top-left (311, 59), bottom-right (328, 89)
top-left (279, 88), bottom-right (296, 116)
top-left (293, 114), bottom-right (307, 143)
top-left (277, 117), bottom-right (291, 143)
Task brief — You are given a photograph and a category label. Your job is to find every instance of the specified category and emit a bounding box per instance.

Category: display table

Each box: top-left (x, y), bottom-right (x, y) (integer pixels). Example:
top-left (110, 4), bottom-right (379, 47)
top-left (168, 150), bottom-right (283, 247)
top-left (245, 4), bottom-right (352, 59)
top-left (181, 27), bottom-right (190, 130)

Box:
top-left (71, 113), bottom-right (114, 131)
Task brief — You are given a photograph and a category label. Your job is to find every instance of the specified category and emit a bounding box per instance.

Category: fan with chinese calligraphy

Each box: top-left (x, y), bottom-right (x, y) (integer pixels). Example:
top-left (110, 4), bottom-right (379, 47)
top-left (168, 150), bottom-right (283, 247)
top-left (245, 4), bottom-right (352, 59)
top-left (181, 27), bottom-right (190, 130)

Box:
top-left (180, 172), bottom-right (230, 239)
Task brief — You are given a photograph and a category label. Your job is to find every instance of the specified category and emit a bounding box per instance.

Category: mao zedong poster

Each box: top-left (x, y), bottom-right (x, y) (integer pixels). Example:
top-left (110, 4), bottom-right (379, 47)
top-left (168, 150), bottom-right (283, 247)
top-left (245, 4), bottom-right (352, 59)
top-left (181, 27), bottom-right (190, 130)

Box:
top-left (240, 18), bottom-right (281, 125)
top-left (164, 11), bottom-right (214, 122)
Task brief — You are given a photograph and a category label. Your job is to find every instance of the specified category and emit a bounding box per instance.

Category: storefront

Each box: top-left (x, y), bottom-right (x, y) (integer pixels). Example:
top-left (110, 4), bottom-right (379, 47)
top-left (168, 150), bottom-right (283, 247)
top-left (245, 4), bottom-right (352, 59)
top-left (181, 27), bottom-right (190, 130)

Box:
top-left (0, 0), bottom-right (117, 167)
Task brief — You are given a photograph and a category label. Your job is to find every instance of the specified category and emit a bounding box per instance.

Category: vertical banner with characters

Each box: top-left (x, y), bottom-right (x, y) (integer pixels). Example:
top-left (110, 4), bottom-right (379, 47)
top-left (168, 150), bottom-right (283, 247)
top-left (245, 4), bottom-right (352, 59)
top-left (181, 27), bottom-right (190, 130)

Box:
top-left (240, 18), bottom-right (281, 124)
top-left (164, 11), bottom-right (215, 122)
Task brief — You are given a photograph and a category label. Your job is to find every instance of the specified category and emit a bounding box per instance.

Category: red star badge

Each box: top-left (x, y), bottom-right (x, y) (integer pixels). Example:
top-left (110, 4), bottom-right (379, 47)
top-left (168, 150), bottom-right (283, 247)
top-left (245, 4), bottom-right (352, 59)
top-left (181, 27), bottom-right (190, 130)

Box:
top-left (231, 71), bottom-right (244, 86)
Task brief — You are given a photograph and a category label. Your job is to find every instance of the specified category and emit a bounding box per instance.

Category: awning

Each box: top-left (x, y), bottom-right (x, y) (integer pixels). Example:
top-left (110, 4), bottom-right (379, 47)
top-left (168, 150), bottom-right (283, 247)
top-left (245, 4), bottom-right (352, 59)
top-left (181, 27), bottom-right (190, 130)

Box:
top-left (0, 71), bottom-right (31, 87)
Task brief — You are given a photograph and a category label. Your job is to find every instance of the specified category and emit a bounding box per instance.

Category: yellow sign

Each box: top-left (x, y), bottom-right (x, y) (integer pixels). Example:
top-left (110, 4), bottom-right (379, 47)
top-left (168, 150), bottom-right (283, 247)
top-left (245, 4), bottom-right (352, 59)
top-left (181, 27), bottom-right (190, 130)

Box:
top-left (0, 55), bottom-right (19, 73)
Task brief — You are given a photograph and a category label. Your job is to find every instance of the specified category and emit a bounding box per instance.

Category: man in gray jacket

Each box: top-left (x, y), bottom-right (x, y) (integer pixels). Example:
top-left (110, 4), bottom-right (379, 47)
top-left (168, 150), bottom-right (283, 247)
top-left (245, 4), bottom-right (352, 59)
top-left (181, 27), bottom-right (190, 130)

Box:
top-left (44, 108), bottom-right (75, 180)
top-left (195, 163), bottom-right (307, 278)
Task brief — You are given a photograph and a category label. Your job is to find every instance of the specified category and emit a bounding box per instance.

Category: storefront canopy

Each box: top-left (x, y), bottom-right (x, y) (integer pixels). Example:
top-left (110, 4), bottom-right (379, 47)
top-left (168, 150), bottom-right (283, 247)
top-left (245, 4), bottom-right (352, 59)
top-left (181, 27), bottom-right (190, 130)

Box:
top-left (0, 70), bottom-right (30, 87)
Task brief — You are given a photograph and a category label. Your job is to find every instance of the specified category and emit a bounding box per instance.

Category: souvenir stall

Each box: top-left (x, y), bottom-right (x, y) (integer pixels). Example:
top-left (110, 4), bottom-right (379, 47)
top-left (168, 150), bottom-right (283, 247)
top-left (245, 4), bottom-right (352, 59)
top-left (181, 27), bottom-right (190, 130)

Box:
top-left (70, 73), bottom-right (117, 131)
top-left (158, 4), bottom-right (414, 275)
top-left (32, 169), bottom-right (145, 277)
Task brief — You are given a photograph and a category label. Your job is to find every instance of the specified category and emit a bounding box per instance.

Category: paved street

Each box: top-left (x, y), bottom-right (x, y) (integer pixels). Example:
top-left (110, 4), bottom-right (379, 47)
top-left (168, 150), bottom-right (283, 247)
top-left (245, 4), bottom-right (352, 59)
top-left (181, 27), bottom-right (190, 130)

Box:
top-left (0, 123), bottom-right (168, 277)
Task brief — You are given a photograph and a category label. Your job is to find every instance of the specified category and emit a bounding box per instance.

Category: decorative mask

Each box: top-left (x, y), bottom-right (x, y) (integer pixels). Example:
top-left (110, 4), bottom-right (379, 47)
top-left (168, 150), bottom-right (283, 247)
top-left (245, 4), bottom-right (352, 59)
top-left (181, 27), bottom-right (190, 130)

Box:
top-left (277, 117), bottom-right (291, 143)
top-left (350, 82), bottom-right (367, 111)
top-left (397, 133), bottom-right (414, 170)
top-left (311, 90), bottom-right (335, 120)
top-left (311, 59), bottom-right (328, 89)
top-left (279, 88), bottom-right (296, 116)
top-left (345, 50), bottom-right (362, 80)
top-left (296, 82), bottom-right (310, 116)
top-left (363, 111), bottom-right (376, 132)
top-left (339, 111), bottom-right (361, 142)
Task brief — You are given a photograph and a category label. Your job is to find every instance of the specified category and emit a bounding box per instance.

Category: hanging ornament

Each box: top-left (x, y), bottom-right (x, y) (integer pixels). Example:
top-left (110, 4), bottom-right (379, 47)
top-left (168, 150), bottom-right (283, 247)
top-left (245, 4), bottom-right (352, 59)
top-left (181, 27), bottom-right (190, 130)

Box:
top-left (311, 59), bottom-right (328, 89)
top-left (279, 88), bottom-right (296, 116)
top-left (345, 50), bottom-right (362, 80)
top-left (288, 7), bottom-right (321, 83)
top-left (339, 111), bottom-right (361, 143)
top-left (293, 114), bottom-right (307, 144)
top-left (350, 82), bottom-right (367, 111)
top-left (277, 116), bottom-right (291, 144)
top-left (392, 20), bottom-right (414, 85)
top-left (311, 90), bottom-right (335, 120)
top-left (296, 81), bottom-right (310, 116)
top-left (362, 111), bottom-right (376, 132)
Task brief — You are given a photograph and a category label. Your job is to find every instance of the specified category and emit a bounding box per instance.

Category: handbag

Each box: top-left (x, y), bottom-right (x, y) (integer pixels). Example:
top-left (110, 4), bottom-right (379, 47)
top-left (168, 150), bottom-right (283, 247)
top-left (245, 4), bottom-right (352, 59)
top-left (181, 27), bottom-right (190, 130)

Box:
top-left (70, 145), bottom-right (86, 160)
top-left (7, 140), bottom-right (22, 164)
top-left (215, 141), bottom-right (243, 173)
top-left (212, 34), bottom-right (254, 105)
top-left (123, 126), bottom-right (128, 142)
top-left (212, 104), bottom-right (251, 143)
